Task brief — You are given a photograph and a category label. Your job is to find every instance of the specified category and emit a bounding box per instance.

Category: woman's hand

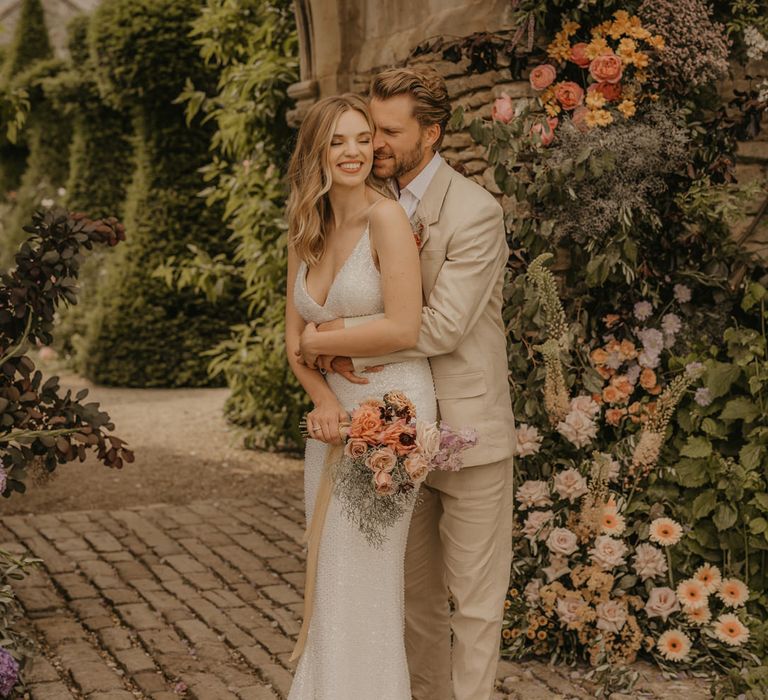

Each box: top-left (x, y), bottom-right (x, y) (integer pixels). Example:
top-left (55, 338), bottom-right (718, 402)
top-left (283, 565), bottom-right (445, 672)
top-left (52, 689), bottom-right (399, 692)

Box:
top-left (306, 399), bottom-right (348, 445)
top-left (299, 322), bottom-right (321, 368)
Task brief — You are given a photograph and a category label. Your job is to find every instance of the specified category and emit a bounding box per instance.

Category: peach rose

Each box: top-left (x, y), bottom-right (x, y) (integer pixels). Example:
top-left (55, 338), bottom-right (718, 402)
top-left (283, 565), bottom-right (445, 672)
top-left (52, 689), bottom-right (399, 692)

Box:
top-left (640, 367), bottom-right (657, 390)
top-left (365, 447), bottom-right (397, 473)
top-left (602, 385), bottom-right (625, 404)
top-left (529, 64), bottom-right (557, 91)
top-left (589, 53), bottom-right (623, 84)
top-left (571, 106), bottom-right (590, 132)
top-left (605, 408), bottom-right (626, 426)
top-left (349, 404), bottom-right (384, 444)
top-left (379, 419), bottom-right (417, 456)
top-left (373, 469), bottom-right (396, 496)
top-left (415, 420), bottom-right (440, 458)
top-left (344, 438), bottom-right (369, 459)
top-left (530, 117), bottom-right (558, 146)
top-left (491, 93), bottom-right (514, 123)
top-left (554, 81), bottom-right (584, 110)
top-left (611, 375), bottom-right (633, 396)
top-left (404, 453), bottom-right (430, 483)
top-left (569, 42), bottom-right (591, 68)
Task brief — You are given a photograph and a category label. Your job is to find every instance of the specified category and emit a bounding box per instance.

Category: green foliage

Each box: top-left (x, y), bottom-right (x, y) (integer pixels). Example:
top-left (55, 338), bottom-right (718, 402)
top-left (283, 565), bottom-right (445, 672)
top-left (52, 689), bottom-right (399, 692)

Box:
top-left (81, 0), bottom-right (241, 387)
top-left (167, 0), bottom-right (304, 446)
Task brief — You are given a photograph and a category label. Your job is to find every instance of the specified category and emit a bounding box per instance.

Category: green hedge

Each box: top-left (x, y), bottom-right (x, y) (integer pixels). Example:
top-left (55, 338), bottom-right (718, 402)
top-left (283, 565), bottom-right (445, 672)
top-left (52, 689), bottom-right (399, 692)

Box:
top-left (81, 0), bottom-right (240, 387)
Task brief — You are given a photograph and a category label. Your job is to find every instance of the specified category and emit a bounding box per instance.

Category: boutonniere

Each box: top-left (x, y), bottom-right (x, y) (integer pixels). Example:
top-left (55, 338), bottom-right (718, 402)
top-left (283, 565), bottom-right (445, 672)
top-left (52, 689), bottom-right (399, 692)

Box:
top-left (412, 219), bottom-right (425, 251)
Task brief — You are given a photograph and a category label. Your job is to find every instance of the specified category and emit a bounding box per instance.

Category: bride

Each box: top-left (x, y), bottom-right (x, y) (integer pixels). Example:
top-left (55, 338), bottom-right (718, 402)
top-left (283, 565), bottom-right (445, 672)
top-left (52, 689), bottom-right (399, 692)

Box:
top-left (285, 93), bottom-right (437, 699)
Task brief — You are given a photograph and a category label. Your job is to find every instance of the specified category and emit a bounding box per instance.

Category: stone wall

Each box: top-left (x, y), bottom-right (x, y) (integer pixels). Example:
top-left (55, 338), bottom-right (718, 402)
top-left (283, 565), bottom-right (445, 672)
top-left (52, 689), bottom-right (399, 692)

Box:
top-left (291, 1), bottom-right (768, 250)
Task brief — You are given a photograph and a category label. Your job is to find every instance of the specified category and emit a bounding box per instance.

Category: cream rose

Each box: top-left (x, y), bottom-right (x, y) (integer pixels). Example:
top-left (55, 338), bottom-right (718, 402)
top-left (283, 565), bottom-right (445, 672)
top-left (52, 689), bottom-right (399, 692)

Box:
top-left (373, 469), bottom-right (396, 495)
top-left (556, 410), bottom-right (598, 448)
top-left (553, 468), bottom-right (588, 502)
top-left (570, 395), bottom-right (600, 417)
top-left (522, 510), bottom-right (553, 542)
top-left (415, 420), bottom-right (441, 458)
top-left (596, 599), bottom-right (628, 633)
top-left (556, 596), bottom-right (587, 628)
top-left (344, 438), bottom-right (369, 459)
top-left (543, 554), bottom-right (570, 582)
top-left (365, 447), bottom-right (397, 473)
top-left (632, 543), bottom-right (667, 581)
top-left (589, 535), bottom-right (628, 570)
top-left (515, 480), bottom-right (552, 509)
top-left (644, 586), bottom-right (681, 621)
top-left (546, 527), bottom-right (579, 556)
top-left (514, 423), bottom-right (543, 458)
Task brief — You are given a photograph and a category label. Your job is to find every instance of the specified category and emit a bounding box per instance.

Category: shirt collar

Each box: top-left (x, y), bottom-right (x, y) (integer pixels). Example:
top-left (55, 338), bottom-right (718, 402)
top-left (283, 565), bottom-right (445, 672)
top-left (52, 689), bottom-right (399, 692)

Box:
top-left (397, 151), bottom-right (443, 203)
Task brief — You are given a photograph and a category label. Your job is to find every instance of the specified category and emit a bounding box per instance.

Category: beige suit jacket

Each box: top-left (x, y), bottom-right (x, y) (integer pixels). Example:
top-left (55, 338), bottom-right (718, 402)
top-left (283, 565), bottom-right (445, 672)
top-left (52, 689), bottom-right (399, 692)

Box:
top-left (346, 161), bottom-right (515, 467)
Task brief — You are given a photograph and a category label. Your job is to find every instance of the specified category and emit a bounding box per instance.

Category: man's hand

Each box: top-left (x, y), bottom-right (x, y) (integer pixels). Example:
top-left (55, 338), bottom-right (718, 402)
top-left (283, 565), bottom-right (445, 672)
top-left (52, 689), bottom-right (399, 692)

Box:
top-left (329, 356), bottom-right (369, 385)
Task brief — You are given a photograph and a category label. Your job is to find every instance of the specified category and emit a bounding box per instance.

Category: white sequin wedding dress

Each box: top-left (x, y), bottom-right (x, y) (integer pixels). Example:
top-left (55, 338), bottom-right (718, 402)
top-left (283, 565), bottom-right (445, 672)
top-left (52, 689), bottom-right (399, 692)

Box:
top-left (288, 224), bottom-right (436, 700)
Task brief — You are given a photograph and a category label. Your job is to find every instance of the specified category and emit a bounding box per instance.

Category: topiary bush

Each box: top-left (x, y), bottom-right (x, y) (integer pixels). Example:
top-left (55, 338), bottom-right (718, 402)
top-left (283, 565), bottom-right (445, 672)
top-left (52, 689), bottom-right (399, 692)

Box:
top-left (81, 0), bottom-right (242, 387)
top-left (0, 0), bottom-right (52, 201)
top-left (46, 14), bottom-right (134, 365)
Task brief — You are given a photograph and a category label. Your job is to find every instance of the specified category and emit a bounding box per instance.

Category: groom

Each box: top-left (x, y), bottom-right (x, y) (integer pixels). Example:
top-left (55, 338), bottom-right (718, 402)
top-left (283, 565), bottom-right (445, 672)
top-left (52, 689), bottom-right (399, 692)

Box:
top-left (312, 67), bottom-right (515, 700)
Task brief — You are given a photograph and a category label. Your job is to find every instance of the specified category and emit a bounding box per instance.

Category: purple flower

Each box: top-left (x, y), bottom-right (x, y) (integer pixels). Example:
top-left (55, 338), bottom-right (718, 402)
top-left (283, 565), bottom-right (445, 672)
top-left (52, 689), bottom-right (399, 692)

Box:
top-left (634, 301), bottom-right (653, 321)
top-left (673, 283), bottom-right (692, 304)
top-left (0, 649), bottom-right (19, 697)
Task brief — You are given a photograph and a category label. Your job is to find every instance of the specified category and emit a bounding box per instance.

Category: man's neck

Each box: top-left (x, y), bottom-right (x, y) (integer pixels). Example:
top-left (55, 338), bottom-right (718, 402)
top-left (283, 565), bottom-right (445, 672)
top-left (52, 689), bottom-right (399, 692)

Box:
top-left (396, 150), bottom-right (436, 190)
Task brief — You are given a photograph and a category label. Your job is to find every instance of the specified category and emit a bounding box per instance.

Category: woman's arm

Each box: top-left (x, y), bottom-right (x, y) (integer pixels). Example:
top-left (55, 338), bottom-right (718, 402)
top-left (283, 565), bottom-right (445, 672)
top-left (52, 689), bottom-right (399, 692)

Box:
top-left (299, 199), bottom-right (422, 361)
top-left (286, 247), bottom-right (347, 443)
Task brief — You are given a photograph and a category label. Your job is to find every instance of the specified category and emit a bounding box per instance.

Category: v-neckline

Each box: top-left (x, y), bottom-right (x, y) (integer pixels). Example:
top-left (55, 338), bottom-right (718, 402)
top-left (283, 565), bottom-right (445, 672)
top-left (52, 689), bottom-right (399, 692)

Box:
top-left (303, 224), bottom-right (369, 308)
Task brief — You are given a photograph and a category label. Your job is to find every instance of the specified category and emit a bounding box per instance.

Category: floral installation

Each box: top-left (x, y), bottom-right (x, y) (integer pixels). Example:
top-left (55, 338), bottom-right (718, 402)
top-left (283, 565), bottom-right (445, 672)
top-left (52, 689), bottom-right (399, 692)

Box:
top-left (520, 12), bottom-right (666, 141)
top-left (302, 391), bottom-right (477, 546)
top-left (503, 255), bottom-right (762, 675)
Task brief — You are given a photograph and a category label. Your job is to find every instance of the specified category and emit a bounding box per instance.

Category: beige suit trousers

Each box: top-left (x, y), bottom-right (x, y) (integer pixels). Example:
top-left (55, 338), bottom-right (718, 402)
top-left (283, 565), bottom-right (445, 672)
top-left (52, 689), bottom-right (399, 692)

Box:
top-left (405, 458), bottom-right (514, 700)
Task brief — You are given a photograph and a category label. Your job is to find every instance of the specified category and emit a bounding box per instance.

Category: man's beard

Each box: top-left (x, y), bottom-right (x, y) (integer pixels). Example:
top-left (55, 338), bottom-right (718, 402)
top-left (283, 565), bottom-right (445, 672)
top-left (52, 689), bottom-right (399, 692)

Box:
top-left (375, 136), bottom-right (424, 180)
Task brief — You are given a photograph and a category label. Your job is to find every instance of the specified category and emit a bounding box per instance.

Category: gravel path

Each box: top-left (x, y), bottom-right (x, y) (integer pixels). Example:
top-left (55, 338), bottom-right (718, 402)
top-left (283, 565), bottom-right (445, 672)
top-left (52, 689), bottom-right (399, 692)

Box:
top-left (3, 368), bottom-right (303, 516)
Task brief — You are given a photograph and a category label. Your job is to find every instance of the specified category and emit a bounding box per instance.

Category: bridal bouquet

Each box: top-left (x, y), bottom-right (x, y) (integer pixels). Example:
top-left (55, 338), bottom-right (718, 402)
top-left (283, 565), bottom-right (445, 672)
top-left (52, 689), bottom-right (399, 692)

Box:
top-left (332, 391), bottom-right (477, 546)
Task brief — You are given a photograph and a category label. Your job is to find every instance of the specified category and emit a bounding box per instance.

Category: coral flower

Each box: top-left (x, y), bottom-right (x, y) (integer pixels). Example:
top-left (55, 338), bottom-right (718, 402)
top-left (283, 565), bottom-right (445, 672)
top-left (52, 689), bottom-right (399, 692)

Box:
top-left (717, 578), bottom-right (749, 608)
top-left (685, 606), bottom-right (711, 625)
top-left (676, 579), bottom-right (708, 610)
top-left (713, 614), bottom-right (750, 646)
top-left (554, 81), bottom-right (585, 110)
top-left (569, 42), bottom-right (591, 68)
top-left (591, 348), bottom-right (609, 365)
top-left (639, 367), bottom-right (657, 390)
top-left (648, 518), bottom-right (683, 546)
top-left (602, 385), bottom-right (625, 404)
top-left (656, 629), bottom-right (691, 662)
top-left (694, 564), bottom-right (722, 594)
top-left (605, 408), bottom-right (626, 426)
top-left (600, 505), bottom-right (626, 536)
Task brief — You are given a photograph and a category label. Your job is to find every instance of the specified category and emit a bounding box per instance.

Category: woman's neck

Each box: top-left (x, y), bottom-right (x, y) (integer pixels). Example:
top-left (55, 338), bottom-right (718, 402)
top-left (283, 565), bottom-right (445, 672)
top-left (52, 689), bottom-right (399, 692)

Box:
top-left (327, 182), bottom-right (369, 230)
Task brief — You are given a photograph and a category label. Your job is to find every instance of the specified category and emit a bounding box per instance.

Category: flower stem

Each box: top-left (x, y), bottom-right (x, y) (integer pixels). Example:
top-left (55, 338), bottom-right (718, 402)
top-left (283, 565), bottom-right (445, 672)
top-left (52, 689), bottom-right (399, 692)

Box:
top-left (666, 547), bottom-right (675, 588)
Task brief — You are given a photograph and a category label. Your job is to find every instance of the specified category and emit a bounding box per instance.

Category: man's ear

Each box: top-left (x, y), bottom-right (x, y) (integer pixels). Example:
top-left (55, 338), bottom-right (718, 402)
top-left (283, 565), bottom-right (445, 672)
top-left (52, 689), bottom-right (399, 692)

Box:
top-left (425, 123), bottom-right (441, 149)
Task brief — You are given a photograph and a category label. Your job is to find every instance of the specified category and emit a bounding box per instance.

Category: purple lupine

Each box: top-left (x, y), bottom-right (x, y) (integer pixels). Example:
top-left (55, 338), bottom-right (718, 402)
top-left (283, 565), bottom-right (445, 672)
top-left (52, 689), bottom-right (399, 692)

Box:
top-left (0, 648), bottom-right (19, 697)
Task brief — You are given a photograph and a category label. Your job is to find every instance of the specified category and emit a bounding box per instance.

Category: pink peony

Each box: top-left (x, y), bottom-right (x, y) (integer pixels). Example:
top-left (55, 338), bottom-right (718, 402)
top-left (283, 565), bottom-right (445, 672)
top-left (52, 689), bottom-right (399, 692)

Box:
top-left (529, 64), bottom-right (557, 91)
top-left (589, 53), bottom-right (624, 83)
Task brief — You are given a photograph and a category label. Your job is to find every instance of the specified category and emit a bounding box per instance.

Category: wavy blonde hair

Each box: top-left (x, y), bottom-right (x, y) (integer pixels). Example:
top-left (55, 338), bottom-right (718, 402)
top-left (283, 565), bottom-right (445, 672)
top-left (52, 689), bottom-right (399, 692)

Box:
top-left (287, 94), bottom-right (386, 266)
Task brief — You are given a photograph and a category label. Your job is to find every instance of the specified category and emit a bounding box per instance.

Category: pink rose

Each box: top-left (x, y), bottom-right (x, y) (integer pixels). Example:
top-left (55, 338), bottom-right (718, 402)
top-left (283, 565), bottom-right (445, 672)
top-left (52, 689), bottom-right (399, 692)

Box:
top-left (373, 469), bottom-right (396, 495)
top-left (344, 438), bottom-right (369, 459)
top-left (589, 53), bottom-right (623, 84)
top-left (348, 404), bottom-right (384, 444)
top-left (530, 117), bottom-right (558, 146)
top-left (491, 93), bottom-right (514, 123)
top-left (571, 106), bottom-right (590, 132)
top-left (365, 447), bottom-right (397, 473)
top-left (588, 81), bottom-right (622, 102)
top-left (569, 43), bottom-right (591, 68)
top-left (529, 64), bottom-right (557, 91)
top-left (404, 453), bottom-right (430, 483)
top-left (554, 81), bottom-right (584, 111)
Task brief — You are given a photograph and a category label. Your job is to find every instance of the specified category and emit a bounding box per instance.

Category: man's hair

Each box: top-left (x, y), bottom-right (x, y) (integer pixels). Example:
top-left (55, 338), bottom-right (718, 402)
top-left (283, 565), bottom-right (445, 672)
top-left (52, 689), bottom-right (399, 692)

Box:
top-left (370, 66), bottom-right (452, 150)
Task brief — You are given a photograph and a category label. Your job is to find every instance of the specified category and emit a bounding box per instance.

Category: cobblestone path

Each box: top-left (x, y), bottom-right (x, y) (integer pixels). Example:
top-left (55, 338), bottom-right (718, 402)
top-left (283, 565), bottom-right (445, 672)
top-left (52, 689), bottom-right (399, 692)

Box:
top-left (1, 496), bottom-right (711, 700)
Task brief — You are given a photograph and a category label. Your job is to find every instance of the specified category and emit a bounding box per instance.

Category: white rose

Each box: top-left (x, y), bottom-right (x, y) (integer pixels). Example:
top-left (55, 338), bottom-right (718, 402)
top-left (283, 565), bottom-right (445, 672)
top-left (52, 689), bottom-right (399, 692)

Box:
top-left (589, 535), bottom-right (628, 570)
top-left (415, 420), bottom-right (441, 458)
top-left (515, 480), bottom-right (552, 509)
top-left (556, 595), bottom-right (587, 628)
top-left (514, 423), bottom-right (542, 458)
top-left (644, 586), bottom-right (680, 621)
top-left (546, 527), bottom-right (579, 557)
top-left (596, 599), bottom-right (628, 633)
top-left (553, 468), bottom-right (588, 502)
top-left (570, 395), bottom-right (600, 417)
top-left (556, 410), bottom-right (598, 449)
top-left (521, 510), bottom-right (553, 542)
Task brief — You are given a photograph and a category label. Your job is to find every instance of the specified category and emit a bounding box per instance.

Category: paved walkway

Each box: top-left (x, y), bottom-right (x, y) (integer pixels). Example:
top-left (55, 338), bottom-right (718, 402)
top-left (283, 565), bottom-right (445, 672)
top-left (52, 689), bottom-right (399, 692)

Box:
top-left (1, 496), bottom-right (711, 700)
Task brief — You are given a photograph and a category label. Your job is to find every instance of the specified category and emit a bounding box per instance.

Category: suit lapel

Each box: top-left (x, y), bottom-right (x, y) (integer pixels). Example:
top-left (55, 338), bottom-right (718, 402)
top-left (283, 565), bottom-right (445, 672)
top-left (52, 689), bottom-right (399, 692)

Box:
top-left (413, 161), bottom-right (453, 250)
